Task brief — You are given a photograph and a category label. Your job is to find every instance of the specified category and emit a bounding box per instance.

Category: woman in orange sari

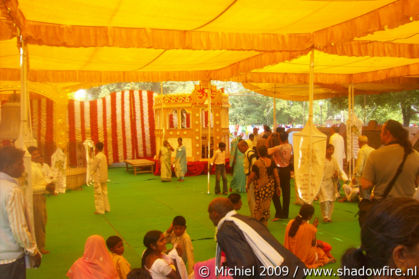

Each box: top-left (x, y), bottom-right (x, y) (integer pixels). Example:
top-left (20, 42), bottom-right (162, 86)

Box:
top-left (284, 204), bottom-right (335, 268)
top-left (67, 235), bottom-right (118, 279)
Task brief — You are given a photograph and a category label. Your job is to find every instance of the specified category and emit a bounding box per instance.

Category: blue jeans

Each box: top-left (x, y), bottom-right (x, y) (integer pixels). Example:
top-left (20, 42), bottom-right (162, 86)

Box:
top-left (215, 164), bottom-right (228, 194)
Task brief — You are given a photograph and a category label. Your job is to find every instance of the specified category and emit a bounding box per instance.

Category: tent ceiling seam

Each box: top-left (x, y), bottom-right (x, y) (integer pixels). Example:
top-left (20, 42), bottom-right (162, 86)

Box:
top-left (191, 0), bottom-right (237, 31)
top-left (136, 50), bottom-right (167, 70)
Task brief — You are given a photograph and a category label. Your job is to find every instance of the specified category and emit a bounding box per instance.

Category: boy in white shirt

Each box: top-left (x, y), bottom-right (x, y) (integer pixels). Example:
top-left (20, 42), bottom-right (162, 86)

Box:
top-left (212, 142), bottom-right (228, 194)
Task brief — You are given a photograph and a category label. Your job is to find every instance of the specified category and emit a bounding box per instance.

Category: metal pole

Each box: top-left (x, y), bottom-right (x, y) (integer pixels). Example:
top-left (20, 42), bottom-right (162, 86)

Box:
top-left (347, 84), bottom-right (353, 181)
top-left (308, 50), bottom-right (314, 123)
top-left (161, 82), bottom-right (165, 142)
top-left (207, 87), bottom-right (211, 194)
top-left (273, 88), bottom-right (276, 129)
top-left (15, 35), bottom-right (36, 235)
top-left (308, 49), bottom-right (314, 192)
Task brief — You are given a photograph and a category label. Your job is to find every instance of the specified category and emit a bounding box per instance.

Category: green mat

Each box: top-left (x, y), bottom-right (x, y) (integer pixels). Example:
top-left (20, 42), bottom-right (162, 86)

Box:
top-left (28, 168), bottom-right (361, 279)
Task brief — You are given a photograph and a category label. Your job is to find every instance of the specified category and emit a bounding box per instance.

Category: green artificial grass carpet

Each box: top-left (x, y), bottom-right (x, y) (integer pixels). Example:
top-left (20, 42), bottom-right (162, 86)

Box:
top-left (28, 168), bottom-right (361, 278)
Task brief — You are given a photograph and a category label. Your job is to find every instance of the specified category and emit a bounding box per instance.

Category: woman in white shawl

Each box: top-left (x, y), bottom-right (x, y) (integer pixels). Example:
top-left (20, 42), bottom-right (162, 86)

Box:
top-left (159, 140), bottom-right (174, 182)
top-left (174, 138), bottom-right (187, 182)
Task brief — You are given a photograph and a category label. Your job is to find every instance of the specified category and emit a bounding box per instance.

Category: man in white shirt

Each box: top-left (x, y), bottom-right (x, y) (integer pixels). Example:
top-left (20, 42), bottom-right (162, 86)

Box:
top-left (91, 142), bottom-right (110, 214)
top-left (342, 135), bottom-right (375, 201)
top-left (28, 146), bottom-right (55, 255)
top-left (0, 146), bottom-right (41, 279)
top-left (211, 142), bottom-right (227, 194)
top-left (329, 125), bottom-right (347, 175)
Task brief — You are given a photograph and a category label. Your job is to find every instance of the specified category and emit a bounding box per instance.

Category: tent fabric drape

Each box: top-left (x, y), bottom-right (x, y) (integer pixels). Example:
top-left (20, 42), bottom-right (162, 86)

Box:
top-left (67, 90), bottom-right (155, 167)
top-left (1, 0), bottom-right (419, 100)
top-left (3, 0), bottom-right (417, 50)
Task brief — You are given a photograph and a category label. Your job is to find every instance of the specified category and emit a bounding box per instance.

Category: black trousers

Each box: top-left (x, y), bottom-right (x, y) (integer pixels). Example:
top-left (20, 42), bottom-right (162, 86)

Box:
top-left (0, 257), bottom-right (26, 279)
top-left (272, 166), bottom-right (291, 218)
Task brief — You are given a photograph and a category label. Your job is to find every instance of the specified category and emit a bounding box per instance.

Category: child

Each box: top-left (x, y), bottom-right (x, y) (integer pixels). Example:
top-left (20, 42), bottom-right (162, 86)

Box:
top-left (319, 144), bottom-right (348, 222)
top-left (211, 142), bottom-right (228, 194)
top-left (164, 216), bottom-right (195, 274)
top-left (284, 204), bottom-right (335, 268)
top-left (106, 235), bottom-right (131, 279)
top-left (228, 193), bottom-right (242, 211)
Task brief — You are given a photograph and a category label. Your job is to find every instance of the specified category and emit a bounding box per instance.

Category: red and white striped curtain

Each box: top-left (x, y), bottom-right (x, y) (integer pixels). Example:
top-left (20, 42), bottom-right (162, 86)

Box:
top-left (68, 90), bottom-right (156, 166)
top-left (30, 95), bottom-right (55, 163)
top-left (30, 95), bottom-right (54, 147)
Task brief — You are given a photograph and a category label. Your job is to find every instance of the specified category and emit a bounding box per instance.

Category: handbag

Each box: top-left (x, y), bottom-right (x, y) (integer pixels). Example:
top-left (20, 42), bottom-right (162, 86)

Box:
top-left (358, 150), bottom-right (408, 227)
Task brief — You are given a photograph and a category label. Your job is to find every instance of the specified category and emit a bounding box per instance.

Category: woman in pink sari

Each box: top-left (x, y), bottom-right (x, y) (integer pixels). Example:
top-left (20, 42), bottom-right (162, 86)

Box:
top-left (67, 235), bottom-right (118, 279)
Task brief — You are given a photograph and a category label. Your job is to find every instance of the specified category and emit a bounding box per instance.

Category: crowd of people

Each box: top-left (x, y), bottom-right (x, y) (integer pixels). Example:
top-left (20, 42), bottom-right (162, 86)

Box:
top-left (0, 119), bottom-right (418, 279)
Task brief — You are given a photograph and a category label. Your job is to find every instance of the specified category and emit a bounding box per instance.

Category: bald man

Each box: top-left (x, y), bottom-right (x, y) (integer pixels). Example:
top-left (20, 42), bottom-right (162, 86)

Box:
top-left (208, 198), bottom-right (306, 279)
top-left (342, 135), bottom-right (375, 202)
top-left (354, 136), bottom-right (375, 184)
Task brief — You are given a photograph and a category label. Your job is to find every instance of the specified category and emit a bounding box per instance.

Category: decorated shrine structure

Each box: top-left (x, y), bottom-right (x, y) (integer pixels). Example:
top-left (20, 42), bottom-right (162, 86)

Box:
top-left (154, 83), bottom-right (230, 161)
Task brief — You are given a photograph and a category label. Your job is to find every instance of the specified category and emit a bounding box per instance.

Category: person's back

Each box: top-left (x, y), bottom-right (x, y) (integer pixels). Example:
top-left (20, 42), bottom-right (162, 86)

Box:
top-left (329, 129), bottom-right (346, 173)
top-left (217, 213), bottom-right (306, 279)
top-left (363, 144), bottom-right (419, 199)
top-left (0, 146), bottom-right (41, 278)
top-left (67, 235), bottom-right (118, 279)
top-left (284, 204), bottom-right (334, 269)
top-left (284, 221), bottom-right (317, 266)
top-left (94, 151), bottom-right (108, 183)
top-left (0, 173), bottom-right (27, 260)
top-left (355, 143), bottom-right (374, 178)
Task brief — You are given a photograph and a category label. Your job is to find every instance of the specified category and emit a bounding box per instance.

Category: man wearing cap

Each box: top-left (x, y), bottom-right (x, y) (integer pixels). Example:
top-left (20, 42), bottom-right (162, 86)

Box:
top-left (342, 135), bottom-right (375, 201)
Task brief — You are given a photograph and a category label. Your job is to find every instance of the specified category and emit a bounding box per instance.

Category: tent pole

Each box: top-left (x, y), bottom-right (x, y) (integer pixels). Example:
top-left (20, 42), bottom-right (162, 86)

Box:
top-left (308, 49), bottom-right (314, 196)
top-left (161, 82), bottom-right (165, 143)
top-left (347, 85), bottom-right (352, 181)
top-left (15, 34), bottom-right (36, 236)
top-left (308, 50), bottom-right (314, 123)
top-left (207, 85), bottom-right (211, 194)
top-left (273, 87), bottom-right (276, 129)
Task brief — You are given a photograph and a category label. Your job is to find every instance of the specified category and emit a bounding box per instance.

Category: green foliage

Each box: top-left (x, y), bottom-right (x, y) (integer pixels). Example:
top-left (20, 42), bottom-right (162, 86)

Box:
top-left (229, 90), bottom-right (418, 127)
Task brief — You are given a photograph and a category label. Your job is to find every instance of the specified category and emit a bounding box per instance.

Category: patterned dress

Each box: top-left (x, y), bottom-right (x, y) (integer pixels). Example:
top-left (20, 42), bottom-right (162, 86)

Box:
top-left (251, 159), bottom-right (276, 225)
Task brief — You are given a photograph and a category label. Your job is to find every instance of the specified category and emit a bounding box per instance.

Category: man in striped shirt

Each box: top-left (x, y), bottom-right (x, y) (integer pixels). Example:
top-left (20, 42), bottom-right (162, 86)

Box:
top-left (0, 146), bottom-right (41, 279)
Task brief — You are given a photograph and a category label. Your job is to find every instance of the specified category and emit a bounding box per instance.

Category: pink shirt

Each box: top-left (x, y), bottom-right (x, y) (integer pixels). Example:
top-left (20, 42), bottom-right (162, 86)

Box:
top-left (268, 143), bottom-right (292, 167)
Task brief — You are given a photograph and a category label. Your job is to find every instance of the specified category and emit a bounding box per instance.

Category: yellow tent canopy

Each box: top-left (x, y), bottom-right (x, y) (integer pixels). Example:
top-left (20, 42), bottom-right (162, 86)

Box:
top-left (0, 0), bottom-right (419, 99)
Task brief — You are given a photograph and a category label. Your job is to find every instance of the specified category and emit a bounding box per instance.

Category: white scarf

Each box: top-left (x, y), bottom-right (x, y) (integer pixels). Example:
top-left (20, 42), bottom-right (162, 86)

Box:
top-left (216, 211), bottom-right (284, 270)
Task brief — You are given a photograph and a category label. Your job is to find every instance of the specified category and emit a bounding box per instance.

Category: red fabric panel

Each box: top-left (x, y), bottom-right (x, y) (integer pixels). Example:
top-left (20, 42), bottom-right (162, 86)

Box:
top-left (169, 113), bottom-right (174, 128)
top-left (80, 102), bottom-right (86, 142)
top-left (44, 99), bottom-right (54, 164)
top-left (139, 91), bottom-right (147, 157)
top-left (129, 90), bottom-right (138, 158)
top-left (110, 93), bottom-right (118, 162)
top-left (121, 91), bottom-right (127, 160)
top-left (153, 159), bottom-right (231, 176)
top-left (147, 91), bottom-right (156, 156)
top-left (68, 100), bottom-right (77, 166)
top-left (37, 99), bottom-right (42, 142)
top-left (102, 98), bottom-right (109, 163)
top-left (89, 100), bottom-right (98, 143)
top-left (45, 99), bottom-right (54, 143)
